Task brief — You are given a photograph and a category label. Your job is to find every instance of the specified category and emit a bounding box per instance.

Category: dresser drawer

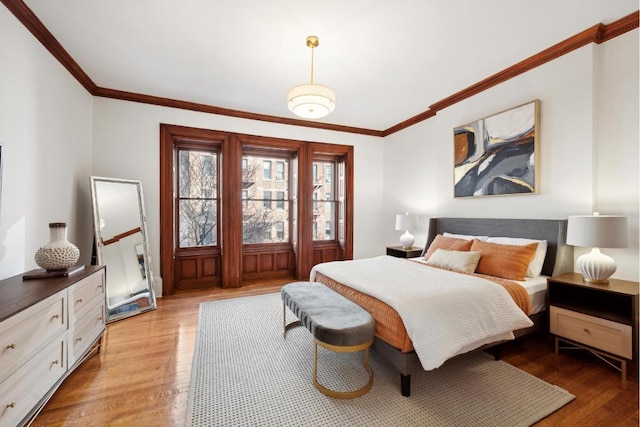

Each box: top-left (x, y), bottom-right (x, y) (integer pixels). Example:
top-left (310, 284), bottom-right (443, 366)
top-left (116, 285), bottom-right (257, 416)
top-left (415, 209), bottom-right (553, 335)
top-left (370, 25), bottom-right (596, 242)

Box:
top-left (69, 269), bottom-right (105, 323)
top-left (0, 333), bottom-right (66, 427)
top-left (69, 300), bottom-right (105, 367)
top-left (0, 290), bottom-right (67, 383)
top-left (550, 305), bottom-right (632, 359)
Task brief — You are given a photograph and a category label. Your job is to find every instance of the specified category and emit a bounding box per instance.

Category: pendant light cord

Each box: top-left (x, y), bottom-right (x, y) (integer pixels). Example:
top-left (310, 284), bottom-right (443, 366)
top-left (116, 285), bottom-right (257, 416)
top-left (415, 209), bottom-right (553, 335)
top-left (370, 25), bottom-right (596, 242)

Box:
top-left (309, 44), bottom-right (315, 84)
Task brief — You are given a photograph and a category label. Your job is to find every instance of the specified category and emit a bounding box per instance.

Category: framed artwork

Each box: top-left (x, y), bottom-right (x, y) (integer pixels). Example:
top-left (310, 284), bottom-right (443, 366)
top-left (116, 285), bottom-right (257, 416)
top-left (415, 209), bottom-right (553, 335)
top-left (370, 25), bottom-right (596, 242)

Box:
top-left (453, 100), bottom-right (540, 198)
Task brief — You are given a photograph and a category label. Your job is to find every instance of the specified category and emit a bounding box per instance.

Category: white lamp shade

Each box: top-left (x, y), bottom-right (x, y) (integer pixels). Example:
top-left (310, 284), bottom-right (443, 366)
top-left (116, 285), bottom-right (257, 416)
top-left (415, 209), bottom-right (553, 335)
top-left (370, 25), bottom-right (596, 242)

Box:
top-left (287, 84), bottom-right (336, 119)
top-left (395, 213), bottom-right (417, 231)
top-left (566, 215), bottom-right (628, 248)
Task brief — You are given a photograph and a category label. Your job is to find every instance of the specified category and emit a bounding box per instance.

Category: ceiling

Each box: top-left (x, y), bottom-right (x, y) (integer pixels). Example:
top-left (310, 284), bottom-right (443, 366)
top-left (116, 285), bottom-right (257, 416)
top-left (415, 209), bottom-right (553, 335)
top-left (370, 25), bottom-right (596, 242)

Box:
top-left (17, 1), bottom-right (639, 132)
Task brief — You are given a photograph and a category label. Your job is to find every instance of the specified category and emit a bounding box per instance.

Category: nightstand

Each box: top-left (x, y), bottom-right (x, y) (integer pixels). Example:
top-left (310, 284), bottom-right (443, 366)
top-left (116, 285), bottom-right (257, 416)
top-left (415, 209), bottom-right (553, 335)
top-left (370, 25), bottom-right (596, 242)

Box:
top-left (386, 246), bottom-right (423, 258)
top-left (547, 272), bottom-right (639, 380)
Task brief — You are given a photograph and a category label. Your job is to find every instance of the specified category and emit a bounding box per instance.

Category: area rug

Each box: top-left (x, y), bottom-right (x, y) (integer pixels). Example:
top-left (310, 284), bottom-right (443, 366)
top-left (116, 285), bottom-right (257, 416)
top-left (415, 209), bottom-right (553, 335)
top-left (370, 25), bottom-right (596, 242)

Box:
top-left (186, 293), bottom-right (574, 426)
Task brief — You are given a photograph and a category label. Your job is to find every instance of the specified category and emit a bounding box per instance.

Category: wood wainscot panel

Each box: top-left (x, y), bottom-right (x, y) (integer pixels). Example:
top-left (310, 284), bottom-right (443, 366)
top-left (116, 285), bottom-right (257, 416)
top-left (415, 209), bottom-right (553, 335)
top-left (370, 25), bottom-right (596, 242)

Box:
top-left (260, 253), bottom-right (274, 272)
top-left (242, 246), bottom-right (295, 283)
top-left (243, 255), bottom-right (258, 274)
top-left (276, 252), bottom-right (290, 271)
top-left (175, 256), bottom-right (222, 290)
top-left (312, 243), bottom-right (344, 268)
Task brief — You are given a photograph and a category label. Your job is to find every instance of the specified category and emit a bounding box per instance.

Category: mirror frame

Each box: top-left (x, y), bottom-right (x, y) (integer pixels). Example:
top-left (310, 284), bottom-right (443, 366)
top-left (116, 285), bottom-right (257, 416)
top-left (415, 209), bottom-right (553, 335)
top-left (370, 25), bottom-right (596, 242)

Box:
top-left (90, 176), bottom-right (157, 323)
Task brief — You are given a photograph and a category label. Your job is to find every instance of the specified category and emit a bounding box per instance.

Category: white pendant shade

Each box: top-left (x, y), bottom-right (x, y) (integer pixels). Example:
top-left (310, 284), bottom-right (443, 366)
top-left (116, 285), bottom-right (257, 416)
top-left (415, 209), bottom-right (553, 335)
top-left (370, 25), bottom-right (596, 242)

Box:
top-left (288, 35), bottom-right (335, 120)
top-left (287, 84), bottom-right (336, 119)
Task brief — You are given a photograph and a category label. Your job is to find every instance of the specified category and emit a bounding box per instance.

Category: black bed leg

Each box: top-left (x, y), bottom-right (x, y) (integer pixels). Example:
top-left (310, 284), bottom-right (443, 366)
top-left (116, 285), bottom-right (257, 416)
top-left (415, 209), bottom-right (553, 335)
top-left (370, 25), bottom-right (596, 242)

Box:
top-left (400, 374), bottom-right (411, 397)
top-left (490, 344), bottom-right (502, 361)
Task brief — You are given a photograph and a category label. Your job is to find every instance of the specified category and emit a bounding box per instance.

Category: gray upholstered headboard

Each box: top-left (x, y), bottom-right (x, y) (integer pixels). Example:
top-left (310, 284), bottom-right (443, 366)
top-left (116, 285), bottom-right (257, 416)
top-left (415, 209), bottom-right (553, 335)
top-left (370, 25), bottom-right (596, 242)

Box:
top-left (423, 218), bottom-right (574, 277)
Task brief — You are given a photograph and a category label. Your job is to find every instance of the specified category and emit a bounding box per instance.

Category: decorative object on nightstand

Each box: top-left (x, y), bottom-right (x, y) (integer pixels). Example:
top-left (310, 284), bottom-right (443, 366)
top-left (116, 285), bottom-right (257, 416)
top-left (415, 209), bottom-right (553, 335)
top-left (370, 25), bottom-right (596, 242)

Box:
top-left (34, 222), bottom-right (80, 271)
top-left (395, 213), bottom-right (417, 250)
top-left (566, 213), bottom-right (628, 284)
top-left (547, 273), bottom-right (639, 380)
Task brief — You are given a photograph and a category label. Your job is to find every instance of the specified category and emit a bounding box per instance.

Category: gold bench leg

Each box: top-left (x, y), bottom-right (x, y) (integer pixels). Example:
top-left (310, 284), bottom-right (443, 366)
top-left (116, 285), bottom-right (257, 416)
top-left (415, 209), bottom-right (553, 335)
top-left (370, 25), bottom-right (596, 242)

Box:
top-left (313, 338), bottom-right (374, 399)
top-left (282, 302), bottom-right (302, 339)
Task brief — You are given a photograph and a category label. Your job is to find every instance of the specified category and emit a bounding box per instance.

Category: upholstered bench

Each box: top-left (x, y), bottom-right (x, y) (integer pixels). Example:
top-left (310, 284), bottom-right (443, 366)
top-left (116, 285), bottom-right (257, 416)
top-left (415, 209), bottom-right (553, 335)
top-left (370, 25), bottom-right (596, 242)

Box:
top-left (281, 282), bottom-right (375, 399)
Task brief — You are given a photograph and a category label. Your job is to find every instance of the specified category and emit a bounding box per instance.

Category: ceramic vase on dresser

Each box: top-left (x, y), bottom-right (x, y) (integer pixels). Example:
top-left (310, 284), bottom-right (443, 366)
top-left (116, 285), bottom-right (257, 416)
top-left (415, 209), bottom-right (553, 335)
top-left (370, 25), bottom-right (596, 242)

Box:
top-left (35, 222), bottom-right (80, 271)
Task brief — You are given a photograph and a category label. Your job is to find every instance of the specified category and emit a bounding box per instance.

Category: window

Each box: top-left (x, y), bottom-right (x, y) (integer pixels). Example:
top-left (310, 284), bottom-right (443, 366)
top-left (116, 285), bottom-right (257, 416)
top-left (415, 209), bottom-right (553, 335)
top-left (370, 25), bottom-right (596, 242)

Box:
top-left (263, 191), bottom-right (272, 209)
top-left (263, 160), bottom-right (272, 180)
top-left (243, 152), bottom-right (291, 244)
top-left (325, 164), bottom-right (333, 183)
top-left (177, 149), bottom-right (218, 248)
top-left (276, 191), bottom-right (285, 210)
top-left (312, 159), bottom-right (337, 242)
top-left (276, 161), bottom-right (285, 180)
top-left (276, 222), bottom-right (285, 240)
top-left (242, 158), bottom-right (248, 171)
top-left (242, 190), bottom-right (248, 208)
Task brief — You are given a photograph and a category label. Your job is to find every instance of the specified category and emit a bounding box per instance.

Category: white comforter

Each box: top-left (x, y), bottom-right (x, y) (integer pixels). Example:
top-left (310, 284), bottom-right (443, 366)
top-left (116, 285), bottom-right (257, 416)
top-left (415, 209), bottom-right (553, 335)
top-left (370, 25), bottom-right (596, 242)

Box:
top-left (310, 256), bottom-right (533, 370)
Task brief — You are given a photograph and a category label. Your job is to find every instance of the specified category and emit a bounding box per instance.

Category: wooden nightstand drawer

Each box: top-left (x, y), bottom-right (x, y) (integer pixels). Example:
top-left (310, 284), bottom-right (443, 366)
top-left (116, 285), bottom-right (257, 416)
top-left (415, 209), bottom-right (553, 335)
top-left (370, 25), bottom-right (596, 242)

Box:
top-left (550, 306), bottom-right (632, 359)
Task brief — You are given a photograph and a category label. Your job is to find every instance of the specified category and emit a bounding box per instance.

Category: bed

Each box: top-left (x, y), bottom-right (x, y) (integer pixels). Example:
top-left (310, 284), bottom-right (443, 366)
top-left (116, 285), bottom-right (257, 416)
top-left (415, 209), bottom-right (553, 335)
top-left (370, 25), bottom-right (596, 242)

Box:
top-left (310, 217), bottom-right (574, 396)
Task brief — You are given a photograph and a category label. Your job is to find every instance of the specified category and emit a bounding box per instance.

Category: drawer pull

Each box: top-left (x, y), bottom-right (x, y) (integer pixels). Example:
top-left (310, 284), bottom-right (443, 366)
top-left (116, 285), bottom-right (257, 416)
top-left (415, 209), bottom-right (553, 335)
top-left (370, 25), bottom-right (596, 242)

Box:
top-left (583, 328), bottom-right (590, 333)
top-left (98, 316), bottom-right (103, 322)
top-left (76, 337), bottom-right (83, 342)
top-left (6, 343), bottom-right (16, 350)
top-left (6, 402), bottom-right (15, 409)
top-left (97, 284), bottom-right (103, 289)
top-left (50, 360), bottom-right (59, 368)
top-left (76, 298), bottom-right (83, 304)
top-left (51, 314), bottom-right (60, 320)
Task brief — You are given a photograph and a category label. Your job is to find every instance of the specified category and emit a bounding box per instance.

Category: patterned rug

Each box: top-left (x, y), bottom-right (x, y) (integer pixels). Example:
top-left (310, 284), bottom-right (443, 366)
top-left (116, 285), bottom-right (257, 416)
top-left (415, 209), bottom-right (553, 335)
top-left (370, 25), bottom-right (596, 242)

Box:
top-left (187, 293), bottom-right (574, 426)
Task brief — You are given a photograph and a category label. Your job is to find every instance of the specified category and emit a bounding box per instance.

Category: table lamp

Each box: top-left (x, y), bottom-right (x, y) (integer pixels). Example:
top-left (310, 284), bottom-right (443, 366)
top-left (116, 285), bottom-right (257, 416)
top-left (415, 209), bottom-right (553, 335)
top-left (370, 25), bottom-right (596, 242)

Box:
top-left (566, 213), bottom-right (628, 284)
top-left (395, 213), bottom-right (417, 250)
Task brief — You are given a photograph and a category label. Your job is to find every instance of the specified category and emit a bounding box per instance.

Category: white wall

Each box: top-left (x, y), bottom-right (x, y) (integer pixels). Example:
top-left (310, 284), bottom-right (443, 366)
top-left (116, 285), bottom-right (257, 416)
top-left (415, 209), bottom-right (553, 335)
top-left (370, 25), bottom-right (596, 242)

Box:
top-left (0, 7), bottom-right (94, 280)
top-left (383, 30), bottom-right (639, 281)
top-left (92, 99), bottom-right (385, 293)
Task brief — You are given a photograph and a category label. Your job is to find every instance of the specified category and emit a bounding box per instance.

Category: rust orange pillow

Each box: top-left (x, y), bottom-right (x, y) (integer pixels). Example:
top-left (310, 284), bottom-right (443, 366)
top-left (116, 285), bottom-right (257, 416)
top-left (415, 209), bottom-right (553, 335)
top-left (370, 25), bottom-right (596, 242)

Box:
top-left (470, 240), bottom-right (538, 281)
top-left (424, 235), bottom-right (474, 261)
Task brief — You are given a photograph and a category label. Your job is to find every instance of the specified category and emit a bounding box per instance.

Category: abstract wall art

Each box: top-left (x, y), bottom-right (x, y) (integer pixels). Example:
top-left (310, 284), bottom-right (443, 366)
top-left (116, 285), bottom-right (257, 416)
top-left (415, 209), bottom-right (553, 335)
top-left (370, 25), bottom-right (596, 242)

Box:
top-left (453, 100), bottom-right (540, 198)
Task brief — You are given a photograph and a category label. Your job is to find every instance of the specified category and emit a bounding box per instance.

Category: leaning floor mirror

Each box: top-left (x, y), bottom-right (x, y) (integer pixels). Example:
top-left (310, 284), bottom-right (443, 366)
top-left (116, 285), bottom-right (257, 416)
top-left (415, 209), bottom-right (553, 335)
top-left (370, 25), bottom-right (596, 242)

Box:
top-left (90, 176), bottom-right (157, 322)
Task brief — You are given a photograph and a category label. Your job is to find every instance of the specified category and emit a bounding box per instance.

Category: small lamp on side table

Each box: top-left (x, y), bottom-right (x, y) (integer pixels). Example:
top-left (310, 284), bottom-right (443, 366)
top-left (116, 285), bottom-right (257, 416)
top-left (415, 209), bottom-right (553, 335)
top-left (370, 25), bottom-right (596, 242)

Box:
top-left (566, 213), bottom-right (628, 284)
top-left (395, 213), bottom-right (417, 250)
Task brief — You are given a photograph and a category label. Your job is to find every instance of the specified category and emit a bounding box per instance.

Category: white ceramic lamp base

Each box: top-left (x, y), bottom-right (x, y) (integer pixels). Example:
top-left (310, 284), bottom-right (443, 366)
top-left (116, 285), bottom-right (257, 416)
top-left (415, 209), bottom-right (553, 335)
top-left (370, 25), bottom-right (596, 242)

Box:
top-left (576, 248), bottom-right (616, 284)
top-left (399, 231), bottom-right (415, 250)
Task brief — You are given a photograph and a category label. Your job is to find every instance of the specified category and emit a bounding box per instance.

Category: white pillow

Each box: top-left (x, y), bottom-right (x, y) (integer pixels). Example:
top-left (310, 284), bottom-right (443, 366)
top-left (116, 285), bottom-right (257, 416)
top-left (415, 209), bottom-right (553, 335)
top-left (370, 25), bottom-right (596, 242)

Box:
top-left (485, 237), bottom-right (548, 277)
top-left (425, 249), bottom-right (482, 274)
top-left (443, 232), bottom-right (489, 241)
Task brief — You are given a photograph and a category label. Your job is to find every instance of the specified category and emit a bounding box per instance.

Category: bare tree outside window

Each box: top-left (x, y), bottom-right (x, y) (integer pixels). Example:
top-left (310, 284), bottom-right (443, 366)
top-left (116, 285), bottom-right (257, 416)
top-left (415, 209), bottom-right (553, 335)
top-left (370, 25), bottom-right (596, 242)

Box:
top-left (178, 149), bottom-right (218, 248)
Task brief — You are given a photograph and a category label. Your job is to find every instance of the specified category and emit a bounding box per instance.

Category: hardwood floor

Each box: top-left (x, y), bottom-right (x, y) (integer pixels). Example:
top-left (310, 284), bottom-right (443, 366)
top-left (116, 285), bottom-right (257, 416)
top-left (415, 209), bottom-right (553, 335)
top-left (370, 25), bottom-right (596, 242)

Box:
top-left (33, 284), bottom-right (638, 426)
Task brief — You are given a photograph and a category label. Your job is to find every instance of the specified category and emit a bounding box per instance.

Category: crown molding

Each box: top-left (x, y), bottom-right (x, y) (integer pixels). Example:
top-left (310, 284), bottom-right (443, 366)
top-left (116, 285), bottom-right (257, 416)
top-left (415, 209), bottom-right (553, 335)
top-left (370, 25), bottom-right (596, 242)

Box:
top-left (2, 1), bottom-right (637, 137)
top-left (384, 10), bottom-right (639, 136)
top-left (94, 87), bottom-right (384, 137)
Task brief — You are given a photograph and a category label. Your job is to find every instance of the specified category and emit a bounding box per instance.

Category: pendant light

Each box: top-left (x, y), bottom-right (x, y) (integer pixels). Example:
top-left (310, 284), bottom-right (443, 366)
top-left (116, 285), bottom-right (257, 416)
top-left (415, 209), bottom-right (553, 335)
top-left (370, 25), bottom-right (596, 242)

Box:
top-left (287, 36), bottom-right (336, 119)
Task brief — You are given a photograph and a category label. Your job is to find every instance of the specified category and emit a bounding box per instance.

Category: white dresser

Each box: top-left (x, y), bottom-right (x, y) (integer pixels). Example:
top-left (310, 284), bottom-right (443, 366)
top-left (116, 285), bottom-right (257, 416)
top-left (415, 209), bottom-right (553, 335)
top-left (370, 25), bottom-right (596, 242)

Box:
top-left (0, 266), bottom-right (106, 427)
